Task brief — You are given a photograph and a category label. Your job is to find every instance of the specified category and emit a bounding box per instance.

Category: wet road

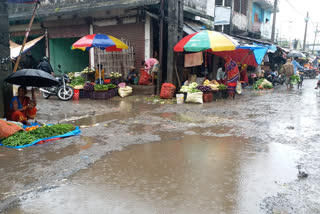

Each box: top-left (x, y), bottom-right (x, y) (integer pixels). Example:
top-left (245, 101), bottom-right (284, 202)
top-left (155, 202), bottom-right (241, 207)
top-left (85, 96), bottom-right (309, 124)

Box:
top-left (1, 79), bottom-right (320, 213)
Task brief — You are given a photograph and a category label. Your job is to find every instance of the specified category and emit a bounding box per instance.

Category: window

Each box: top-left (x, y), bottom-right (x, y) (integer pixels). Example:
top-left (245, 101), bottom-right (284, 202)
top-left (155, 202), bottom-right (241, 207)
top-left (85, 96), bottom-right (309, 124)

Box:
top-left (234, 0), bottom-right (248, 15)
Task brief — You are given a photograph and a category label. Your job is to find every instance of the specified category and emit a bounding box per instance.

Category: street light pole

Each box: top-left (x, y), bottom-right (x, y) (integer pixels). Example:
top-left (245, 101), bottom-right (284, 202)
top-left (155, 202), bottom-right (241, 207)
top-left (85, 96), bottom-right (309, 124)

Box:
top-left (303, 12), bottom-right (309, 51)
top-left (312, 23), bottom-right (319, 54)
top-left (271, 0), bottom-right (278, 43)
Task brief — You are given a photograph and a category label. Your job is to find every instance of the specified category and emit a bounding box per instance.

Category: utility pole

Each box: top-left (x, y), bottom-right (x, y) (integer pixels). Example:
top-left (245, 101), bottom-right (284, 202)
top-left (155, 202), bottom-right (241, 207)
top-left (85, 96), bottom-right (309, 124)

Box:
top-left (312, 23), bottom-right (319, 54)
top-left (303, 12), bottom-right (309, 51)
top-left (0, 0), bottom-right (12, 117)
top-left (12, 1), bottom-right (40, 73)
top-left (271, 0), bottom-right (278, 43)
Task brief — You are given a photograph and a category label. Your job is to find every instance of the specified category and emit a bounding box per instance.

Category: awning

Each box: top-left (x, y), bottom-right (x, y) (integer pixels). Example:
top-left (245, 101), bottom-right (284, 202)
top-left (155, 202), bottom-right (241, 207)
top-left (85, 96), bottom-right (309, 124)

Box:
top-left (183, 21), bottom-right (206, 35)
top-left (10, 35), bottom-right (44, 59)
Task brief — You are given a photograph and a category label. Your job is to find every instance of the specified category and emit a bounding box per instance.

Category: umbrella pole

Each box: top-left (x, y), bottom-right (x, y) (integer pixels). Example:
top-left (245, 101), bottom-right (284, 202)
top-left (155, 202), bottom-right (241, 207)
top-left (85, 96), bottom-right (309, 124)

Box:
top-left (13, 1), bottom-right (40, 73)
top-left (99, 49), bottom-right (101, 85)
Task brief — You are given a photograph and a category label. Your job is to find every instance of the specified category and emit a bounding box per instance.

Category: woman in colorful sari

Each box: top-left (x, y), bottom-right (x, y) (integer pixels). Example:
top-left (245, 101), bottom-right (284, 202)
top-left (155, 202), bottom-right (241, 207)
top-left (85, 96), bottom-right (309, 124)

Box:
top-left (8, 86), bottom-right (37, 125)
top-left (225, 57), bottom-right (240, 99)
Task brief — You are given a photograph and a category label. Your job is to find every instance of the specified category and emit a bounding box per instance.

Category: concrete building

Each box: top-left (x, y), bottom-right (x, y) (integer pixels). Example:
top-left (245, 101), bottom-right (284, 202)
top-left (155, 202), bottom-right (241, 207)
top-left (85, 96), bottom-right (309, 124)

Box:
top-left (8, 0), bottom-right (216, 84)
top-left (215, 0), bottom-right (276, 42)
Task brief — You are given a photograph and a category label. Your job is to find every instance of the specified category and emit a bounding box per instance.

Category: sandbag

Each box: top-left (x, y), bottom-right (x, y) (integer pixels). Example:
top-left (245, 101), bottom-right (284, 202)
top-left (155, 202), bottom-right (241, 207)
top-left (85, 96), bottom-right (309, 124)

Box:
top-left (139, 70), bottom-right (151, 85)
top-left (186, 92), bottom-right (203, 104)
top-left (236, 82), bottom-right (242, 95)
top-left (0, 120), bottom-right (23, 140)
top-left (118, 86), bottom-right (133, 98)
top-left (160, 83), bottom-right (176, 99)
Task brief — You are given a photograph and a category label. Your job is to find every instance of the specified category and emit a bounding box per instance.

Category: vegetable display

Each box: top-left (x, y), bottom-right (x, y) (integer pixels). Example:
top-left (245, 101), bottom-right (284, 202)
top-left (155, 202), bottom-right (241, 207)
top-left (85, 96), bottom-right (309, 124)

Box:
top-left (204, 79), bottom-right (220, 91)
top-left (197, 85), bottom-right (212, 93)
top-left (110, 72), bottom-right (122, 79)
top-left (218, 84), bottom-right (227, 90)
top-left (81, 67), bottom-right (95, 74)
top-left (253, 78), bottom-right (273, 90)
top-left (84, 82), bottom-right (95, 91)
top-left (106, 84), bottom-right (117, 89)
top-left (70, 76), bottom-right (85, 87)
top-left (94, 84), bottom-right (109, 91)
top-left (1, 124), bottom-right (76, 147)
top-left (179, 82), bottom-right (199, 93)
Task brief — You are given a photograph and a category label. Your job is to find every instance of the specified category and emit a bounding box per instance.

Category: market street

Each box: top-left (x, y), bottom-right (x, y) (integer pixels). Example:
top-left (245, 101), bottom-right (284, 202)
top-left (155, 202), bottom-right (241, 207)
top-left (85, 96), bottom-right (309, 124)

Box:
top-left (0, 79), bottom-right (319, 214)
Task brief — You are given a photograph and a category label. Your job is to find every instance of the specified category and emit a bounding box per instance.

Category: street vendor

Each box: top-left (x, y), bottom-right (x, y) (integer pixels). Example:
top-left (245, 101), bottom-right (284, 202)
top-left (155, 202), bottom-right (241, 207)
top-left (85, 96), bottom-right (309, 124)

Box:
top-left (95, 64), bottom-right (105, 84)
top-left (142, 58), bottom-right (159, 85)
top-left (225, 56), bottom-right (240, 99)
top-left (7, 86), bottom-right (37, 125)
top-left (216, 63), bottom-right (226, 85)
top-left (127, 66), bottom-right (138, 85)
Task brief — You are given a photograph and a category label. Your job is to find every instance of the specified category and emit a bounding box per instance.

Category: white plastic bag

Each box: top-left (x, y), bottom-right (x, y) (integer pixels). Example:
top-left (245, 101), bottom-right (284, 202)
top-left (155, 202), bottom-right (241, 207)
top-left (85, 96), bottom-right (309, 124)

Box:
top-left (236, 82), bottom-right (242, 95)
top-left (186, 92), bottom-right (203, 104)
top-left (118, 86), bottom-right (133, 97)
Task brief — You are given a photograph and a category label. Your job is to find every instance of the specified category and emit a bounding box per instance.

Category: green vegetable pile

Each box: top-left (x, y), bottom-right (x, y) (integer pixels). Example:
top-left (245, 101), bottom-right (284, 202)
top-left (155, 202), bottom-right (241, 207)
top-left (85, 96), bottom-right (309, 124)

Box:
top-left (70, 76), bottom-right (85, 87)
top-left (290, 75), bottom-right (301, 85)
top-left (94, 84), bottom-right (109, 91)
top-left (218, 84), bottom-right (227, 90)
top-left (179, 82), bottom-right (199, 93)
top-left (253, 78), bottom-right (273, 90)
top-left (1, 124), bottom-right (75, 147)
top-left (106, 84), bottom-right (117, 89)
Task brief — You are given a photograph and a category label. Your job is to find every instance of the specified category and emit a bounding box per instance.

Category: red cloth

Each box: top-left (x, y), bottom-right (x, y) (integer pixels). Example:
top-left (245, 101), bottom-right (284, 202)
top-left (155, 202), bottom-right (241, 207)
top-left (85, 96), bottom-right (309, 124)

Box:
top-left (240, 68), bottom-right (249, 83)
top-left (211, 49), bottom-right (258, 67)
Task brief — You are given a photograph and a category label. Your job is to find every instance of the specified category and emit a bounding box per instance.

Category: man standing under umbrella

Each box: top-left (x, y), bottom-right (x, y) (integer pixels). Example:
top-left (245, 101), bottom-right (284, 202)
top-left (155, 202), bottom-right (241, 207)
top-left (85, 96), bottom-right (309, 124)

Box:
top-left (37, 56), bottom-right (54, 76)
top-left (292, 57), bottom-right (304, 75)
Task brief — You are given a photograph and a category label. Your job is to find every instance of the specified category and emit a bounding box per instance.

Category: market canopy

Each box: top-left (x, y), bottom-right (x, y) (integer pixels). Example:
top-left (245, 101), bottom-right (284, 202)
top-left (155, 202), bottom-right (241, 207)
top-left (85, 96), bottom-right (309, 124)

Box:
top-left (174, 30), bottom-right (239, 52)
top-left (211, 45), bottom-right (268, 67)
top-left (10, 35), bottom-right (44, 59)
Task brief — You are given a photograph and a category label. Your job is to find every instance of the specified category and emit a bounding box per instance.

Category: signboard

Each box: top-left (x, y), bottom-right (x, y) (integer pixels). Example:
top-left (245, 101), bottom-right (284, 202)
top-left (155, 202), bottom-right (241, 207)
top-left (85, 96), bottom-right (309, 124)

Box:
top-left (214, 6), bottom-right (231, 25)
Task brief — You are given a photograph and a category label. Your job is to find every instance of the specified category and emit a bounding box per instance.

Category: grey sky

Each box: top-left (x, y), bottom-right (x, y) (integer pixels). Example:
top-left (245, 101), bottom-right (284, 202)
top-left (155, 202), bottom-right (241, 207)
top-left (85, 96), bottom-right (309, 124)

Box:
top-left (277, 0), bottom-right (320, 44)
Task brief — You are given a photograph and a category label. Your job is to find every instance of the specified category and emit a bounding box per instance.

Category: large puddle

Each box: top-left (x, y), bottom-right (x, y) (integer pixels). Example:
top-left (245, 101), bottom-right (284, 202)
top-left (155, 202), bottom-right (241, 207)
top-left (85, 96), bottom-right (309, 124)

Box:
top-left (5, 135), bottom-right (301, 214)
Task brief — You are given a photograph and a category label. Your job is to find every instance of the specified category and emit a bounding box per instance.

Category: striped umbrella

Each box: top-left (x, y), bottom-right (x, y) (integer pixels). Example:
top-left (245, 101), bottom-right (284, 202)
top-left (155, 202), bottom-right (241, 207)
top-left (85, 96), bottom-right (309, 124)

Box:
top-left (72, 34), bottom-right (128, 84)
top-left (174, 30), bottom-right (239, 52)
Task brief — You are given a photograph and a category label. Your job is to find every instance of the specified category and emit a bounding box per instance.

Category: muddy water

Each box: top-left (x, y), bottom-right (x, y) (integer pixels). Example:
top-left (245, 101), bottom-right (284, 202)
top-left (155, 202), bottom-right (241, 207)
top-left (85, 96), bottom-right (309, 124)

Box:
top-left (5, 135), bottom-right (300, 214)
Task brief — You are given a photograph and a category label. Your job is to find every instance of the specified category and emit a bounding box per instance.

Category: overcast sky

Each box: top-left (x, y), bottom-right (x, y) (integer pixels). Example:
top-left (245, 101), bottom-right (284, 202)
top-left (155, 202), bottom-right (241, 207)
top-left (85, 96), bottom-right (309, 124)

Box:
top-left (277, 0), bottom-right (320, 44)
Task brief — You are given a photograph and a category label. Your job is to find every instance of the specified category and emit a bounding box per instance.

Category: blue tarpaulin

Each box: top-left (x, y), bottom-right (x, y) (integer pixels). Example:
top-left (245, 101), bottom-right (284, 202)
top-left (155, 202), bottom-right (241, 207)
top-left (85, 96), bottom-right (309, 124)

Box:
top-left (238, 45), bottom-right (268, 66)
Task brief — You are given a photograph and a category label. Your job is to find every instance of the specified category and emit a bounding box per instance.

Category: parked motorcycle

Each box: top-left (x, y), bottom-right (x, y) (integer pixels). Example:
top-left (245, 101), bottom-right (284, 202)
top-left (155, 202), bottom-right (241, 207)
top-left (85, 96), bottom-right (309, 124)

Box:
top-left (303, 69), bottom-right (317, 79)
top-left (39, 65), bottom-right (74, 101)
top-left (265, 71), bottom-right (285, 86)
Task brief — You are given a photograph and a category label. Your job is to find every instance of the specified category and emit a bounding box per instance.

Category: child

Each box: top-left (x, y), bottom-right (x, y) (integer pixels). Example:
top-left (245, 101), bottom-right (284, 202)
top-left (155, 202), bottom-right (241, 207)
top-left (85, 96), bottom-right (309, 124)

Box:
top-left (127, 66), bottom-right (138, 85)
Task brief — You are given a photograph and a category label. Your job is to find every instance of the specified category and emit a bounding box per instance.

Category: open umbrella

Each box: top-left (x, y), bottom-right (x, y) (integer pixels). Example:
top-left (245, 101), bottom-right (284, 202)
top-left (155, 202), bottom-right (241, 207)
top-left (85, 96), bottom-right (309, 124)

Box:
top-left (5, 69), bottom-right (59, 87)
top-left (72, 34), bottom-right (128, 84)
top-left (287, 50), bottom-right (306, 58)
top-left (212, 45), bottom-right (268, 67)
top-left (174, 30), bottom-right (239, 52)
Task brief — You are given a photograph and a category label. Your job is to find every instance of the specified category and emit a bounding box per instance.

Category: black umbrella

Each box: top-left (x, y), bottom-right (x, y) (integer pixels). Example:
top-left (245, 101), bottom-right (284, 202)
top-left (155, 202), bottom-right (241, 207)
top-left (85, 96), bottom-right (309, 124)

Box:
top-left (4, 69), bottom-right (59, 87)
top-left (287, 50), bottom-right (306, 58)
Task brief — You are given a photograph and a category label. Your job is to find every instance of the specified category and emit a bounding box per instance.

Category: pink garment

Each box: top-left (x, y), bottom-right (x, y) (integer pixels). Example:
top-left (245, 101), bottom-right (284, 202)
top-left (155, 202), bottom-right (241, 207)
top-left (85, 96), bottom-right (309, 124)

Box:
top-left (145, 58), bottom-right (159, 70)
